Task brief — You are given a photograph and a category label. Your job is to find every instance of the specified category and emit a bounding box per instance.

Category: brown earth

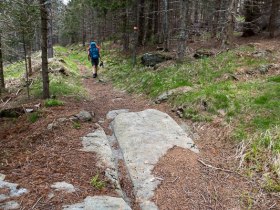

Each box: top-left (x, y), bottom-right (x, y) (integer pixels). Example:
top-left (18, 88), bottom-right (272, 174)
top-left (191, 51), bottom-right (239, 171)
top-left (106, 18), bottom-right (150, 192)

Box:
top-left (1, 38), bottom-right (280, 209)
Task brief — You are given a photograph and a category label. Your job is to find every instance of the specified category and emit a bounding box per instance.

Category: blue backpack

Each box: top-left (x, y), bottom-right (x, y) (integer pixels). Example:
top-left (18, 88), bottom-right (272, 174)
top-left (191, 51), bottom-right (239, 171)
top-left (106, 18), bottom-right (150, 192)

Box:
top-left (89, 42), bottom-right (99, 59)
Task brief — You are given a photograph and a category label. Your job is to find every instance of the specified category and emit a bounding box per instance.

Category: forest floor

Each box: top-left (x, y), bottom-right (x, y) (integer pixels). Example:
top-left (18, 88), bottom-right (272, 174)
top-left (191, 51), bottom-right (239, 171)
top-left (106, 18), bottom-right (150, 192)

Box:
top-left (0, 37), bottom-right (280, 209)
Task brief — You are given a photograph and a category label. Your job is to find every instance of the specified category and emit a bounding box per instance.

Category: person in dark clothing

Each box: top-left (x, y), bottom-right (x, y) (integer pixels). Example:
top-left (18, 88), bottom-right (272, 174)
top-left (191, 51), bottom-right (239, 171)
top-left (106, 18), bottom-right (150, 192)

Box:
top-left (88, 41), bottom-right (101, 78)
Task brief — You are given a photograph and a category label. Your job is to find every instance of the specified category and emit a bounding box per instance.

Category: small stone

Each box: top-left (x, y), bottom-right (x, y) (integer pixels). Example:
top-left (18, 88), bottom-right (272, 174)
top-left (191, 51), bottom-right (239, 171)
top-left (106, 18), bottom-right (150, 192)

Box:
top-left (25, 108), bottom-right (34, 113)
top-left (51, 182), bottom-right (76, 193)
top-left (217, 109), bottom-right (226, 116)
top-left (47, 122), bottom-right (58, 130)
top-left (48, 193), bottom-right (55, 199)
top-left (0, 180), bottom-right (28, 201)
top-left (75, 110), bottom-right (93, 122)
top-left (155, 86), bottom-right (193, 104)
top-left (0, 173), bottom-right (5, 181)
top-left (0, 201), bottom-right (20, 210)
top-left (57, 118), bottom-right (68, 123)
top-left (84, 196), bottom-right (132, 210)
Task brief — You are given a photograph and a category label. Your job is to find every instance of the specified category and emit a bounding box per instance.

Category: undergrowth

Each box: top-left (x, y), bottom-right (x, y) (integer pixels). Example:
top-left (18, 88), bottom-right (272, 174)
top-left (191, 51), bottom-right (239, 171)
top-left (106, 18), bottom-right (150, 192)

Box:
top-left (4, 45), bottom-right (86, 99)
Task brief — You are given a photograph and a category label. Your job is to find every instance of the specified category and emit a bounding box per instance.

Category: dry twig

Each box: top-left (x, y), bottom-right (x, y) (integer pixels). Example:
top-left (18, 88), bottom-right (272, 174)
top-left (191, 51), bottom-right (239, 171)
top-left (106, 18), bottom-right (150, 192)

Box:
top-left (198, 159), bottom-right (241, 176)
top-left (1, 97), bottom-right (11, 108)
top-left (31, 196), bottom-right (43, 209)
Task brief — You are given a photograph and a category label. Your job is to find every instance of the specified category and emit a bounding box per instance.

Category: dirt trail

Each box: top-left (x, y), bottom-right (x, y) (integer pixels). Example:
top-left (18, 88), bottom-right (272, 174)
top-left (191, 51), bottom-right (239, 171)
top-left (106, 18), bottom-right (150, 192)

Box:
top-left (0, 62), bottom-right (278, 209)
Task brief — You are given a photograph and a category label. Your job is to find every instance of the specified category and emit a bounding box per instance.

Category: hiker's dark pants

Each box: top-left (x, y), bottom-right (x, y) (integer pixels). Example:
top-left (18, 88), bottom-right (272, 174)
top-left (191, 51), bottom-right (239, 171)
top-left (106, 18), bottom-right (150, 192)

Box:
top-left (91, 58), bottom-right (99, 67)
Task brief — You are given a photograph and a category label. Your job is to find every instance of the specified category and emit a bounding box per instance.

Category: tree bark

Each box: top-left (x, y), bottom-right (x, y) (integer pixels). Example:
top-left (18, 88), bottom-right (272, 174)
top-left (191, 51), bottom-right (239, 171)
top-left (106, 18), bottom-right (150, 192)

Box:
top-left (269, 0), bottom-right (280, 38)
top-left (223, 0), bottom-right (236, 47)
top-left (23, 33), bottom-right (30, 99)
top-left (40, 0), bottom-right (50, 99)
top-left (47, 1), bottom-right (54, 58)
top-left (163, 0), bottom-right (169, 51)
top-left (27, 42), bottom-right (32, 75)
top-left (137, 0), bottom-right (145, 46)
top-left (177, 0), bottom-right (188, 61)
top-left (153, 0), bottom-right (160, 43)
top-left (0, 32), bottom-right (4, 91)
top-left (212, 0), bottom-right (222, 38)
top-left (145, 0), bottom-right (154, 44)
top-left (242, 0), bottom-right (261, 37)
top-left (122, 6), bottom-right (129, 51)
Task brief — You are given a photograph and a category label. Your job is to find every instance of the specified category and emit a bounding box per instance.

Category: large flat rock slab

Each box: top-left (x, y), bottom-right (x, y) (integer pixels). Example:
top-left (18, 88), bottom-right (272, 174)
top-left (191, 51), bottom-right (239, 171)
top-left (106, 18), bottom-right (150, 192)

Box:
top-left (63, 196), bottom-right (131, 210)
top-left (111, 109), bottom-right (198, 209)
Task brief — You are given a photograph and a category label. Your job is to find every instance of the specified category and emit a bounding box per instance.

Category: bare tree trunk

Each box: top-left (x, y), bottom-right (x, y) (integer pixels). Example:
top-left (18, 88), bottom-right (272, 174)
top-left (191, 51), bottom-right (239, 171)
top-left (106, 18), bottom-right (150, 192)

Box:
top-left (212, 0), bottom-right (222, 38)
top-left (47, 1), bottom-right (53, 58)
top-left (269, 0), bottom-right (280, 38)
top-left (82, 2), bottom-right (86, 47)
top-left (40, 0), bottom-right (50, 99)
top-left (163, 0), bottom-right (169, 51)
top-left (122, 5), bottom-right (129, 51)
top-left (178, 0), bottom-right (188, 61)
top-left (0, 32), bottom-right (4, 92)
top-left (22, 33), bottom-right (30, 99)
top-left (154, 0), bottom-right (160, 43)
top-left (145, 0), bottom-right (154, 44)
top-left (27, 42), bottom-right (32, 75)
top-left (223, 0), bottom-right (236, 48)
top-left (137, 0), bottom-right (145, 46)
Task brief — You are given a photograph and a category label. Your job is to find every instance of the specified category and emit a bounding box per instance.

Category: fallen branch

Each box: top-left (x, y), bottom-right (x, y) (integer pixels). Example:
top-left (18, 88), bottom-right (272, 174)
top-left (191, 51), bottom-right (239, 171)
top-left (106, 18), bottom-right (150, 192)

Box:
top-left (16, 88), bottom-right (23, 96)
top-left (1, 97), bottom-right (11, 108)
top-left (198, 159), bottom-right (241, 176)
top-left (31, 196), bottom-right (43, 209)
top-left (29, 80), bottom-right (34, 87)
top-left (167, 176), bottom-right (179, 183)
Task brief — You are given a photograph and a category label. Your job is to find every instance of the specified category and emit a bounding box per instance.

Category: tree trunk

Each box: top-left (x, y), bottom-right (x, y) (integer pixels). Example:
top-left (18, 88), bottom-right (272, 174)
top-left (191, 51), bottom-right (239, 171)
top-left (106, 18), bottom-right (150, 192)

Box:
top-left (47, 1), bottom-right (54, 58)
top-left (145, 0), bottom-right (154, 44)
top-left (269, 0), bottom-right (280, 38)
top-left (122, 6), bottom-right (129, 51)
top-left (212, 0), bottom-right (222, 38)
top-left (0, 33), bottom-right (4, 91)
top-left (242, 0), bottom-right (261, 37)
top-left (223, 0), bottom-right (236, 47)
top-left (40, 0), bottom-right (50, 99)
top-left (27, 42), bottom-right (32, 75)
top-left (177, 0), bottom-right (188, 61)
top-left (23, 33), bottom-right (30, 99)
top-left (153, 0), bottom-right (160, 43)
top-left (82, 2), bottom-right (86, 46)
top-left (163, 0), bottom-right (169, 51)
top-left (137, 0), bottom-right (145, 46)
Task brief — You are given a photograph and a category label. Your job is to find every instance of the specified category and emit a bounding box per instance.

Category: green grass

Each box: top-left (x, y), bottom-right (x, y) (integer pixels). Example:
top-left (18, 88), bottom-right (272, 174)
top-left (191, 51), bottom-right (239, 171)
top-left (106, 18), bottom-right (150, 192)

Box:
top-left (90, 174), bottom-right (105, 190)
top-left (4, 61), bottom-right (25, 79)
top-left (28, 112), bottom-right (40, 123)
top-left (44, 99), bottom-right (64, 107)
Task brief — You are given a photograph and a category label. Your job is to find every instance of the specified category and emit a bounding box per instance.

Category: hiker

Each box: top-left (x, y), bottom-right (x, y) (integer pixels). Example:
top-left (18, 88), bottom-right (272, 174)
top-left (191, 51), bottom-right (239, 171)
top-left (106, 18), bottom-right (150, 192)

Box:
top-left (88, 41), bottom-right (101, 78)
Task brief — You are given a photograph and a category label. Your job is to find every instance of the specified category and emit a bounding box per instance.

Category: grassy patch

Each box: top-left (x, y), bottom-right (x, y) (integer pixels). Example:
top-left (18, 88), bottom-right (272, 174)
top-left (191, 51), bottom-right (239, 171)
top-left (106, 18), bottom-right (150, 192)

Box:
top-left (4, 61), bottom-right (25, 79)
top-left (44, 99), bottom-right (64, 107)
top-left (28, 112), bottom-right (40, 123)
top-left (90, 174), bottom-right (105, 190)
top-left (72, 121), bottom-right (81, 129)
